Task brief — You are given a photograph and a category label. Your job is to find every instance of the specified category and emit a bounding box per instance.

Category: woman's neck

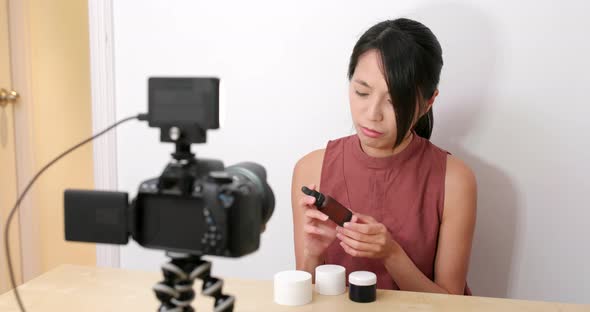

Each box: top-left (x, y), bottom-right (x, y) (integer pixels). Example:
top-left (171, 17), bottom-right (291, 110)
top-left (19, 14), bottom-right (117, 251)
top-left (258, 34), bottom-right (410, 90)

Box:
top-left (360, 132), bottom-right (414, 158)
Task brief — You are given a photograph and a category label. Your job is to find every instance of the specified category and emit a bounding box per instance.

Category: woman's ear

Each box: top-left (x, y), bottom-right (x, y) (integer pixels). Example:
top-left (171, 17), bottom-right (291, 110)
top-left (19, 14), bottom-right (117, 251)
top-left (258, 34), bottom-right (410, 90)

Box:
top-left (426, 89), bottom-right (439, 111)
top-left (413, 89), bottom-right (439, 127)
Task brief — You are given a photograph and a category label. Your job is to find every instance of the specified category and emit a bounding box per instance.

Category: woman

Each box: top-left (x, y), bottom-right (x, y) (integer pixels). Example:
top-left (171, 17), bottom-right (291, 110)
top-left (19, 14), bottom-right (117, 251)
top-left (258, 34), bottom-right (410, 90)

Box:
top-left (291, 18), bottom-right (476, 295)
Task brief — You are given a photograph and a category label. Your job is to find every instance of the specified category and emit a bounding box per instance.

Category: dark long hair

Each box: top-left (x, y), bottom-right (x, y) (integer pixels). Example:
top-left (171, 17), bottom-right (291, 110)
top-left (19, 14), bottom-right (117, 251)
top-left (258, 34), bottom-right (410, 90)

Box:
top-left (348, 18), bottom-right (443, 147)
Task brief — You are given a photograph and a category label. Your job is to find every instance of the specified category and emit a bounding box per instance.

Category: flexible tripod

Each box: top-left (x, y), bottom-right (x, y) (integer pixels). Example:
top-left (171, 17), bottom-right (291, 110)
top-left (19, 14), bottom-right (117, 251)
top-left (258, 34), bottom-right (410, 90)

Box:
top-left (153, 252), bottom-right (235, 312)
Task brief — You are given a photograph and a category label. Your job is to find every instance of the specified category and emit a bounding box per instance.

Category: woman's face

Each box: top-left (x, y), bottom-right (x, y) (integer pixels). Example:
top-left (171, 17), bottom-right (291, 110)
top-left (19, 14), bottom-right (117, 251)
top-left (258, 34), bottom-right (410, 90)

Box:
top-left (348, 49), bottom-right (399, 153)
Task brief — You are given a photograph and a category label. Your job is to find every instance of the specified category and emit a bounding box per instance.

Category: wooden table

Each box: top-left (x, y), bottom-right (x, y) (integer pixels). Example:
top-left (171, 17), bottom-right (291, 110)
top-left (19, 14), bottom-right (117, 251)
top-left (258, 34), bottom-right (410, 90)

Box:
top-left (0, 265), bottom-right (588, 311)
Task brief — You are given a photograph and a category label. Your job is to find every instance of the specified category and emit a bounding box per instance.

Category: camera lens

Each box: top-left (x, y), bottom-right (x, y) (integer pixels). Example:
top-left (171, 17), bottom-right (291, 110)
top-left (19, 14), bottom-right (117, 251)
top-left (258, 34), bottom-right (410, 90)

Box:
top-left (225, 162), bottom-right (275, 228)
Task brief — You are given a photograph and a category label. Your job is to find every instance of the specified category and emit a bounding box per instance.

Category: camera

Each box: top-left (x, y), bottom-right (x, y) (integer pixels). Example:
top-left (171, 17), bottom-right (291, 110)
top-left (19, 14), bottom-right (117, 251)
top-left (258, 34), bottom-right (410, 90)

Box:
top-left (64, 77), bottom-right (275, 257)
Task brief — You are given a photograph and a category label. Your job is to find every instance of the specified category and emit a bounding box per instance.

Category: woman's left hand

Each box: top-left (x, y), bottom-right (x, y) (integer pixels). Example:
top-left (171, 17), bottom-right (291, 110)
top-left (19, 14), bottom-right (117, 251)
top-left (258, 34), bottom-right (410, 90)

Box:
top-left (336, 213), bottom-right (400, 260)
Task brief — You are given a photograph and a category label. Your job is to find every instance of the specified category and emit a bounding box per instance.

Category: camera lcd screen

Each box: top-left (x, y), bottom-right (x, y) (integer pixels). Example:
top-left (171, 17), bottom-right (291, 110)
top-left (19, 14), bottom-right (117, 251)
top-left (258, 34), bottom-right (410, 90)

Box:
top-left (148, 77), bottom-right (220, 129)
top-left (136, 194), bottom-right (208, 253)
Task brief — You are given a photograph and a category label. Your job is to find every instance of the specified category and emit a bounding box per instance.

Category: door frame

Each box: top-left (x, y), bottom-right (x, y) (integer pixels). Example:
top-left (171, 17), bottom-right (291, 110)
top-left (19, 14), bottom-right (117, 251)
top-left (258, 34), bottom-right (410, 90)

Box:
top-left (8, 0), bottom-right (120, 275)
top-left (8, 0), bottom-right (41, 282)
top-left (88, 0), bottom-right (120, 268)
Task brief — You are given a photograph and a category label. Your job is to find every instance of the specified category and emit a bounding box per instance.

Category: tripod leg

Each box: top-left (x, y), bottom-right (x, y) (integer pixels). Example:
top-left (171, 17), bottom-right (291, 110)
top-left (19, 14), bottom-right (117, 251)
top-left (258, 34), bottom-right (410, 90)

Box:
top-left (153, 280), bottom-right (177, 311)
top-left (189, 260), bottom-right (235, 312)
top-left (170, 279), bottom-right (196, 311)
top-left (153, 258), bottom-right (197, 312)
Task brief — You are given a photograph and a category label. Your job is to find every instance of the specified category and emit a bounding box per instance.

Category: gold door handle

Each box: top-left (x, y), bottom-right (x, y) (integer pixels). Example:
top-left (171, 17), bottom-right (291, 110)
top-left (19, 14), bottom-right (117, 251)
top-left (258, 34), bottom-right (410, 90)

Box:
top-left (0, 88), bottom-right (19, 107)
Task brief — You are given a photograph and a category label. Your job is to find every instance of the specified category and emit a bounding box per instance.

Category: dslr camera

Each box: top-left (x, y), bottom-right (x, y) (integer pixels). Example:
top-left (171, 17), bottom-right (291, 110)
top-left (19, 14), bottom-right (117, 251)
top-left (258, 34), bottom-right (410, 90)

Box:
top-left (64, 77), bottom-right (275, 258)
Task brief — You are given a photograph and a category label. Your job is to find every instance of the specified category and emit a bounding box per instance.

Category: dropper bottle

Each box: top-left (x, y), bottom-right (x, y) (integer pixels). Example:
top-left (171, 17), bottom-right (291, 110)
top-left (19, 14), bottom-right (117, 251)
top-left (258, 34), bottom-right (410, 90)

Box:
top-left (301, 186), bottom-right (353, 227)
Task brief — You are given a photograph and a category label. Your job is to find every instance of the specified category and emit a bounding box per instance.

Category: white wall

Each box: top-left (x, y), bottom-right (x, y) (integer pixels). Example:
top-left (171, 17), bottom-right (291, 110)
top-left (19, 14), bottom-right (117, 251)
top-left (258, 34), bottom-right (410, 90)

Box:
top-left (111, 0), bottom-right (590, 304)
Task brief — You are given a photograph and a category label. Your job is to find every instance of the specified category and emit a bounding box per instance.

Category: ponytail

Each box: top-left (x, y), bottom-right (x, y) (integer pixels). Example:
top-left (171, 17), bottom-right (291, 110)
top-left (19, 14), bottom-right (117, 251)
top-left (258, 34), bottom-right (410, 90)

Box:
top-left (413, 108), bottom-right (433, 140)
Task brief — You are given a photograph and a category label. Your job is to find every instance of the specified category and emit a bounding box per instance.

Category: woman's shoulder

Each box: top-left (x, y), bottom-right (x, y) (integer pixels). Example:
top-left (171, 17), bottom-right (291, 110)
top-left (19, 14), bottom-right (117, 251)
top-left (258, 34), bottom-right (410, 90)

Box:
top-left (292, 135), bottom-right (353, 186)
top-left (422, 138), bottom-right (476, 190)
top-left (420, 137), bottom-right (451, 158)
top-left (292, 148), bottom-right (325, 192)
top-left (420, 138), bottom-right (476, 212)
top-left (442, 152), bottom-right (477, 222)
top-left (294, 148), bottom-right (325, 171)
top-left (294, 135), bottom-right (353, 170)
top-left (445, 154), bottom-right (477, 197)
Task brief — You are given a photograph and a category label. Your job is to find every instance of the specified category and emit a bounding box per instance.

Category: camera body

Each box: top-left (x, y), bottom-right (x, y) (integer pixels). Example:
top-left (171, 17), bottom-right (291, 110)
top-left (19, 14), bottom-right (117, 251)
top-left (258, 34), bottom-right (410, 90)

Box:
top-left (134, 159), bottom-right (273, 257)
top-left (64, 77), bottom-right (274, 258)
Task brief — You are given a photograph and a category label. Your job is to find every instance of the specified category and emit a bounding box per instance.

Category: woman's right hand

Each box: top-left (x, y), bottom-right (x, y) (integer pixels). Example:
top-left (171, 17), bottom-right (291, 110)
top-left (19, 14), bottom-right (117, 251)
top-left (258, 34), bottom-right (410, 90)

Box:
top-left (300, 184), bottom-right (337, 259)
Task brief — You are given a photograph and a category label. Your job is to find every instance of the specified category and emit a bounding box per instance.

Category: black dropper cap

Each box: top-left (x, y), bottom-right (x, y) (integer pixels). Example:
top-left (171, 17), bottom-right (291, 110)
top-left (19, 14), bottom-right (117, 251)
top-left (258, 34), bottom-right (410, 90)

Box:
top-left (301, 186), bottom-right (325, 207)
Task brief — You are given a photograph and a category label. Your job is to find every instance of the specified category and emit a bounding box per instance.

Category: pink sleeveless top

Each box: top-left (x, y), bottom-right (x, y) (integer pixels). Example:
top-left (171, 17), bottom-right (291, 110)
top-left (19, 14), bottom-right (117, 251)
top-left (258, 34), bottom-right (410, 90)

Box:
top-left (320, 133), bottom-right (471, 294)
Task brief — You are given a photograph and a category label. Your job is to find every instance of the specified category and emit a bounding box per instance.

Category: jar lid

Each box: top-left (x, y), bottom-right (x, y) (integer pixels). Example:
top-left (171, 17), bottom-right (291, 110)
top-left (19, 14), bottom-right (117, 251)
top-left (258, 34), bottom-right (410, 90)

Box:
top-left (348, 271), bottom-right (377, 286)
top-left (274, 270), bottom-right (311, 286)
top-left (316, 264), bottom-right (345, 275)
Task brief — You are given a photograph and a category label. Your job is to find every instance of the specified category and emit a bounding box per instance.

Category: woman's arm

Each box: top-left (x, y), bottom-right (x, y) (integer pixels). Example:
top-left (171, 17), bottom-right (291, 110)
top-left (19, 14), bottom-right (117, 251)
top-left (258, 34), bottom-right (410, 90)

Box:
top-left (291, 149), bottom-right (325, 275)
top-left (385, 155), bottom-right (477, 294)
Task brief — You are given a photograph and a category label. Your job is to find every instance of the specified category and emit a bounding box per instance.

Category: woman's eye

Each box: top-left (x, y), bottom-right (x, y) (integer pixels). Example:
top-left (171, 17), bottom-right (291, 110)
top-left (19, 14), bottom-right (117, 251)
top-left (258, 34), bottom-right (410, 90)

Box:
top-left (355, 90), bottom-right (369, 97)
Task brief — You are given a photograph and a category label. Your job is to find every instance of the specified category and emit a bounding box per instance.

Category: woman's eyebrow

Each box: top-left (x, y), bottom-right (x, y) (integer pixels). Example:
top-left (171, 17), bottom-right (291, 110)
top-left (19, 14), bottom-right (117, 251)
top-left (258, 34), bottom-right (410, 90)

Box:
top-left (353, 79), bottom-right (372, 89)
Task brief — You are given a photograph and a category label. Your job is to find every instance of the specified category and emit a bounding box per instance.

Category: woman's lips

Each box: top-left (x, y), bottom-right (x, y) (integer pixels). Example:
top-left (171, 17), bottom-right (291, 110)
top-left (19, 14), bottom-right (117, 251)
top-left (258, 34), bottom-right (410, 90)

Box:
top-left (361, 126), bottom-right (383, 138)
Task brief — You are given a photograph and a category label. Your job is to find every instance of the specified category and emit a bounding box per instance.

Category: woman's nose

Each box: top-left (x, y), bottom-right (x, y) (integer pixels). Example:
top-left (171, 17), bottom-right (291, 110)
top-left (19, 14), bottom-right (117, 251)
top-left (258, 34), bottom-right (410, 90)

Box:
top-left (366, 100), bottom-right (384, 122)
